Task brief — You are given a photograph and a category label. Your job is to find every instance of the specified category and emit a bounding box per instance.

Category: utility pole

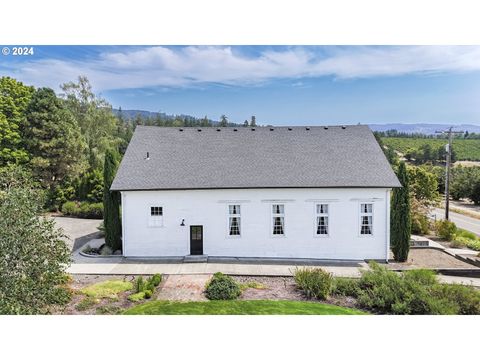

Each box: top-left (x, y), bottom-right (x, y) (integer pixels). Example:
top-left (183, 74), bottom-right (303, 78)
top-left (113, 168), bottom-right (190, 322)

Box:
top-left (435, 127), bottom-right (464, 220)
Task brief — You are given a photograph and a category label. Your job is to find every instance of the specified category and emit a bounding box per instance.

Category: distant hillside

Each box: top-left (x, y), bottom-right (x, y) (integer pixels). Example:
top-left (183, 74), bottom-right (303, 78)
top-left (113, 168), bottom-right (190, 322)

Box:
top-left (368, 123), bottom-right (480, 135)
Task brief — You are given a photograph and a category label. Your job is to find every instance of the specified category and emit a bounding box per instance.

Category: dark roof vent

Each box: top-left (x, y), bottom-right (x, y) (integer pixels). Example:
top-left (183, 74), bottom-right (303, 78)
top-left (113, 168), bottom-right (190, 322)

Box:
top-left (288, 127), bottom-right (292, 131)
top-left (342, 125), bottom-right (346, 129)
top-left (306, 127), bottom-right (310, 131)
top-left (269, 128), bottom-right (274, 131)
top-left (216, 128), bottom-right (221, 131)
top-left (251, 128), bottom-right (256, 131)
top-left (179, 128), bottom-right (183, 132)
top-left (233, 128), bottom-right (238, 132)
top-left (145, 152), bottom-right (150, 160)
top-left (324, 126), bottom-right (329, 130)
top-left (197, 129), bottom-right (202, 132)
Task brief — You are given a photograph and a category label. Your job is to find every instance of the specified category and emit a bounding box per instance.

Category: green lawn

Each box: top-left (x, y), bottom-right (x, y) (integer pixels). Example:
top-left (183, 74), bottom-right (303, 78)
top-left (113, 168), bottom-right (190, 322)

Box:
top-left (123, 300), bottom-right (366, 315)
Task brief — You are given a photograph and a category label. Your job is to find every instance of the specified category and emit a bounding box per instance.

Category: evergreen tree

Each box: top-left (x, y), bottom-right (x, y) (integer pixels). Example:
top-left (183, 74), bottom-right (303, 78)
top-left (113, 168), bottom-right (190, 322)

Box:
top-left (103, 149), bottom-right (122, 251)
top-left (23, 87), bottom-right (87, 190)
top-left (391, 161), bottom-right (411, 262)
top-left (250, 115), bottom-right (256, 127)
top-left (219, 114), bottom-right (228, 127)
top-left (243, 120), bottom-right (249, 127)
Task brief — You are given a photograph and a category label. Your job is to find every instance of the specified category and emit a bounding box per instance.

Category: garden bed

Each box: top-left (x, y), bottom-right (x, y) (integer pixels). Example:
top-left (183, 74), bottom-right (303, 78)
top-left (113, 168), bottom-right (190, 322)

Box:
top-left (54, 274), bottom-right (161, 315)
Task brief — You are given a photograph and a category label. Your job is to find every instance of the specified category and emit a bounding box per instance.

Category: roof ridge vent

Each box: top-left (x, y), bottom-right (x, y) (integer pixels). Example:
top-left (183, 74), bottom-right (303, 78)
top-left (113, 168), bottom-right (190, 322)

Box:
top-left (288, 127), bottom-right (292, 131)
top-left (306, 127), bottom-right (310, 131)
top-left (324, 126), bottom-right (329, 130)
top-left (179, 128), bottom-right (183, 132)
top-left (269, 128), bottom-right (274, 131)
top-left (197, 128), bottom-right (202, 132)
top-left (251, 128), bottom-right (256, 131)
top-left (342, 125), bottom-right (346, 129)
top-left (233, 128), bottom-right (238, 131)
top-left (216, 128), bottom-right (221, 131)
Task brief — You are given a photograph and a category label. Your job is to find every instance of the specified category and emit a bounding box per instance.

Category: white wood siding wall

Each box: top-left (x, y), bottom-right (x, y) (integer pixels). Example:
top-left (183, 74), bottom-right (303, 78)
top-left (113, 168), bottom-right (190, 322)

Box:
top-left (121, 188), bottom-right (390, 261)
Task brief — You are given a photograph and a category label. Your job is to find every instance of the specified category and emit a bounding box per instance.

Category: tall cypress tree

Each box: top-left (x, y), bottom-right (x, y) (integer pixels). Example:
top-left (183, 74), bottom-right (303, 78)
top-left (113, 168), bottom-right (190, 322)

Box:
top-left (391, 161), bottom-right (411, 262)
top-left (103, 149), bottom-right (122, 251)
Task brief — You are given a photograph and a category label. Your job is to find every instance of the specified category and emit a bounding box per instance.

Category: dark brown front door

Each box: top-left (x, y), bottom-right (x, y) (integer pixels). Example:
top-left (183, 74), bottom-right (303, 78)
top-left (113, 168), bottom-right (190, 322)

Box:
top-left (190, 225), bottom-right (203, 255)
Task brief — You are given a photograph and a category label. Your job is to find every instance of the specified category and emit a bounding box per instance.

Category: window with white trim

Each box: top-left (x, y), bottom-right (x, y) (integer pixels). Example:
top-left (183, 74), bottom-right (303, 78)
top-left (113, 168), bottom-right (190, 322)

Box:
top-left (272, 204), bottom-right (285, 235)
top-left (228, 205), bottom-right (241, 236)
top-left (315, 204), bottom-right (329, 235)
top-left (360, 203), bottom-right (373, 235)
top-left (149, 206), bottom-right (163, 227)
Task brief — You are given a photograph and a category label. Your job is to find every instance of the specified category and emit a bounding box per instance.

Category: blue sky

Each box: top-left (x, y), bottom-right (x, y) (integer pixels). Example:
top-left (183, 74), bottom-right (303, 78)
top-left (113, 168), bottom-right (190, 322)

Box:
top-left (1, 45), bottom-right (479, 125)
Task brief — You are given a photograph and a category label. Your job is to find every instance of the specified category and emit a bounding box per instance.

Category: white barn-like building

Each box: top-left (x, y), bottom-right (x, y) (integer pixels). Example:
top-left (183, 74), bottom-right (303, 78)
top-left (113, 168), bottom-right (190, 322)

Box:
top-left (111, 125), bottom-right (401, 262)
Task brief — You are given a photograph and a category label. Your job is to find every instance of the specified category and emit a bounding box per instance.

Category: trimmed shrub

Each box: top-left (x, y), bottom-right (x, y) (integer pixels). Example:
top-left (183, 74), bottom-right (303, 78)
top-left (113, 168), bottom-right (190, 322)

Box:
top-left (128, 274), bottom-right (162, 302)
top-left (294, 267), bottom-right (333, 300)
top-left (61, 201), bottom-right (77, 215)
top-left (357, 263), bottom-right (459, 315)
top-left (466, 239), bottom-right (480, 251)
top-left (61, 201), bottom-right (103, 219)
top-left (135, 276), bottom-right (145, 293)
top-left (205, 272), bottom-right (241, 300)
top-left (332, 277), bottom-right (360, 297)
top-left (456, 229), bottom-right (477, 241)
top-left (435, 219), bottom-right (457, 241)
top-left (100, 245), bottom-right (113, 256)
top-left (411, 213), bottom-right (430, 235)
top-left (151, 274), bottom-right (162, 287)
top-left (128, 292), bottom-right (145, 302)
top-left (432, 283), bottom-right (480, 315)
top-left (451, 236), bottom-right (469, 248)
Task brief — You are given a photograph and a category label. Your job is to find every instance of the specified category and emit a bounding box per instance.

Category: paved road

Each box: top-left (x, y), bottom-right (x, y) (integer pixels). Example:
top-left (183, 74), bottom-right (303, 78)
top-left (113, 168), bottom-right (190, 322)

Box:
top-left (432, 208), bottom-right (480, 236)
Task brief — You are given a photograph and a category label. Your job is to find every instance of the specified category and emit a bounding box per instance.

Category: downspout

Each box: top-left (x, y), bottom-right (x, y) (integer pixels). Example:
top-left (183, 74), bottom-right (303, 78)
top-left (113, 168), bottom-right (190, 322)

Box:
top-left (385, 188), bottom-right (391, 263)
top-left (121, 191), bottom-right (126, 257)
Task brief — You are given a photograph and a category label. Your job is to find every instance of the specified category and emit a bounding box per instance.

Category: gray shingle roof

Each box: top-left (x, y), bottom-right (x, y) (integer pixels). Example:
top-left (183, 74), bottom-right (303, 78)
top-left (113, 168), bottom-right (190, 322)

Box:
top-left (111, 125), bottom-right (401, 191)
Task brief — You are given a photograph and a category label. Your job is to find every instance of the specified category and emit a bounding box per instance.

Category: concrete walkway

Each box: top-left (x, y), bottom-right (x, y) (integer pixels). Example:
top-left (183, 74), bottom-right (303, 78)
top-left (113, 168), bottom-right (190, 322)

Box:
top-left (438, 275), bottom-right (480, 287)
top-left (68, 262), bottom-right (366, 277)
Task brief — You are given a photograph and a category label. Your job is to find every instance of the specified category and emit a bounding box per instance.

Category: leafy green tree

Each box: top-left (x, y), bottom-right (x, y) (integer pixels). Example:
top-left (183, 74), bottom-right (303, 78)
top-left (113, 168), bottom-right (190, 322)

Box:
top-left (391, 162), bottom-right (411, 262)
top-left (78, 169), bottom-right (104, 202)
top-left (61, 76), bottom-right (119, 169)
top-left (103, 149), bottom-right (122, 251)
top-left (219, 114), bottom-right (228, 127)
top-left (470, 181), bottom-right (480, 205)
top-left (0, 77), bottom-right (34, 165)
top-left (407, 165), bottom-right (439, 234)
top-left (0, 165), bottom-right (71, 314)
top-left (23, 87), bottom-right (87, 191)
top-left (450, 166), bottom-right (480, 201)
top-left (250, 115), bottom-right (257, 127)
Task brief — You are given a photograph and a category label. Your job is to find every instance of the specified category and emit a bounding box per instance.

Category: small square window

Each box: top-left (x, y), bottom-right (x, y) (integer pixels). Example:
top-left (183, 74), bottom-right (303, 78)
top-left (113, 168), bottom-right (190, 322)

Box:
top-left (149, 206), bottom-right (163, 227)
top-left (151, 206), bottom-right (163, 216)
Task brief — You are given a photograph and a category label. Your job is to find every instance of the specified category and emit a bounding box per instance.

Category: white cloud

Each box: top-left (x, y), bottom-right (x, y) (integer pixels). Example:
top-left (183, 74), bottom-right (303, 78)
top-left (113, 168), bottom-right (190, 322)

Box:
top-left (2, 46), bottom-right (480, 91)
